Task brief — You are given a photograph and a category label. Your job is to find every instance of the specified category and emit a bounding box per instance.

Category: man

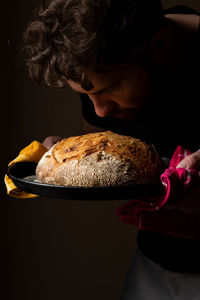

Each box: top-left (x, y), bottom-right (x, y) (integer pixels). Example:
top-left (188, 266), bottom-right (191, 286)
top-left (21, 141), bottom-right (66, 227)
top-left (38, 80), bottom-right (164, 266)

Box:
top-left (24, 0), bottom-right (200, 298)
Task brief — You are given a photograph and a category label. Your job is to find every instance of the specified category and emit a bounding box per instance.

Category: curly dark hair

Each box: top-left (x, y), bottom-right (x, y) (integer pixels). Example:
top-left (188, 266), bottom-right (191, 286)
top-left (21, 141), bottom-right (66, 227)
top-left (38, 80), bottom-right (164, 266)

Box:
top-left (24, 0), bottom-right (164, 89)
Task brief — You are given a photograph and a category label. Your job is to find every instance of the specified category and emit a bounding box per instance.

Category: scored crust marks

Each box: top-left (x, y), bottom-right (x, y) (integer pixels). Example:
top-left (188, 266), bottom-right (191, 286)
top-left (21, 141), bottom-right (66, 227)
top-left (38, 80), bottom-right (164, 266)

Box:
top-left (52, 131), bottom-right (152, 164)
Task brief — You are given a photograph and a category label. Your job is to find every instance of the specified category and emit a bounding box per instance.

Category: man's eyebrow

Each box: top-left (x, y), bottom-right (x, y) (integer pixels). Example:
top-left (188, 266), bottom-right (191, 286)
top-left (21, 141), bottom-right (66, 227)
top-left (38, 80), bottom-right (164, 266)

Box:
top-left (90, 81), bottom-right (120, 95)
top-left (90, 87), bottom-right (108, 95)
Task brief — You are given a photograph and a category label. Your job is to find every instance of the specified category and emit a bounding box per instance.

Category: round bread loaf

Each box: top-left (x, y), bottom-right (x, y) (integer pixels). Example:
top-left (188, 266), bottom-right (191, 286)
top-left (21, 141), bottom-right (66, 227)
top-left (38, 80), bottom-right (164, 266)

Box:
top-left (36, 131), bottom-right (164, 187)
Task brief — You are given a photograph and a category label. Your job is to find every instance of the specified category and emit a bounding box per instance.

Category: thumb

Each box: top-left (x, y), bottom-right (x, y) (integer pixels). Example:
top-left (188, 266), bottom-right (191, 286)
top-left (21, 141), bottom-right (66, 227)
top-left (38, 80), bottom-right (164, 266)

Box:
top-left (176, 150), bottom-right (200, 169)
top-left (176, 160), bottom-right (187, 169)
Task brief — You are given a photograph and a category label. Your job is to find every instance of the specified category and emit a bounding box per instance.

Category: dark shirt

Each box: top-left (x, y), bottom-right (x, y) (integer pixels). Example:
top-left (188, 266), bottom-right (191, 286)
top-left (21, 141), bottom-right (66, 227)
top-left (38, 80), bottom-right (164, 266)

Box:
top-left (80, 6), bottom-right (200, 272)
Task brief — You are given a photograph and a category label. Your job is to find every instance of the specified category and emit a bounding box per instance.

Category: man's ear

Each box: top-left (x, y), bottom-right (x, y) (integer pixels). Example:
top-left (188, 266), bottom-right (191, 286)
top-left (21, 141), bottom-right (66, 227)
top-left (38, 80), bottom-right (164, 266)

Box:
top-left (147, 25), bottom-right (171, 66)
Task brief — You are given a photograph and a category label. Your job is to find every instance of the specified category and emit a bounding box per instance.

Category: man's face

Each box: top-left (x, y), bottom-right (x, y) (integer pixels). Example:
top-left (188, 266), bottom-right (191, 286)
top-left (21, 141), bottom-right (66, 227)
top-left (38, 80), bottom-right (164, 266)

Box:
top-left (68, 60), bottom-right (155, 120)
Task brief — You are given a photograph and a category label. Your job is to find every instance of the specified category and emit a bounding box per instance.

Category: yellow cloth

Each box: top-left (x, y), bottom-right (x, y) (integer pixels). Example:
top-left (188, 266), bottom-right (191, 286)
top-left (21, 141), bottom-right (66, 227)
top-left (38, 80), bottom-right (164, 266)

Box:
top-left (5, 141), bottom-right (47, 198)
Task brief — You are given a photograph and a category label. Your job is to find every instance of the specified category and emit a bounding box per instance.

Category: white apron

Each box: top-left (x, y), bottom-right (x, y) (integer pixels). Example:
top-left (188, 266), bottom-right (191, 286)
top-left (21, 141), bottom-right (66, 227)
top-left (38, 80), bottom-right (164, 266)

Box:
top-left (121, 248), bottom-right (200, 300)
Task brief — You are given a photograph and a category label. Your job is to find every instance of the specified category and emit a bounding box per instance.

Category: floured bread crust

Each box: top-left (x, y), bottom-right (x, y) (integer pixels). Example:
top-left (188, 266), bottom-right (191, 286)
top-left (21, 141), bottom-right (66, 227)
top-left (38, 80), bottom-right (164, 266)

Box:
top-left (36, 131), bottom-right (164, 187)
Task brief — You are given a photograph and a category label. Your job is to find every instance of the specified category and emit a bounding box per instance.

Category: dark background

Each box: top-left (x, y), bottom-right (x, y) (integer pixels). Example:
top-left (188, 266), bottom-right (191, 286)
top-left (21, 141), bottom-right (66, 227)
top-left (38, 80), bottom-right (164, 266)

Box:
top-left (1, 1), bottom-right (199, 299)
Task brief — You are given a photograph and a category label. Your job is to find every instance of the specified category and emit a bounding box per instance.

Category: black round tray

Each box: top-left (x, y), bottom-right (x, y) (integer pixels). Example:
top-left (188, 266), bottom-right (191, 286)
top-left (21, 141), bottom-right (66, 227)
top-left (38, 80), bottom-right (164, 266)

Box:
top-left (7, 162), bottom-right (164, 200)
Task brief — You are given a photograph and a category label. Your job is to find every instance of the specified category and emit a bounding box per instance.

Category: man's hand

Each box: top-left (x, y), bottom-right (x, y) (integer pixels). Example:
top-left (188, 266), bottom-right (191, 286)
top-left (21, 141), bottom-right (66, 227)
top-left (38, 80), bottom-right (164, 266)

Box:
top-left (176, 149), bottom-right (200, 169)
top-left (42, 136), bottom-right (63, 150)
top-left (164, 149), bottom-right (200, 213)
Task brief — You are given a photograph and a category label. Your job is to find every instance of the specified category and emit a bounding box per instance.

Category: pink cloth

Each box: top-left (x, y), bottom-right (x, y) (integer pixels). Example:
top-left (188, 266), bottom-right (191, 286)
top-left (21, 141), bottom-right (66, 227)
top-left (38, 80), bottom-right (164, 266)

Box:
top-left (116, 146), bottom-right (200, 239)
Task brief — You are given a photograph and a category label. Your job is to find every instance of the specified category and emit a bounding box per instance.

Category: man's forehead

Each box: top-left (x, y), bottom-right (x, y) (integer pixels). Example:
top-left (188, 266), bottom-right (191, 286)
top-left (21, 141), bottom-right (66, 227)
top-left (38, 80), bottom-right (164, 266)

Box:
top-left (67, 80), bottom-right (87, 94)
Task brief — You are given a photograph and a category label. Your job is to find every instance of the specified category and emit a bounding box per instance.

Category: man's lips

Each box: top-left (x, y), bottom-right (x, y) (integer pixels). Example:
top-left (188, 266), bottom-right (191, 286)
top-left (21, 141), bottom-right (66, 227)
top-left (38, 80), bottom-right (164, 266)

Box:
top-left (108, 108), bottom-right (138, 119)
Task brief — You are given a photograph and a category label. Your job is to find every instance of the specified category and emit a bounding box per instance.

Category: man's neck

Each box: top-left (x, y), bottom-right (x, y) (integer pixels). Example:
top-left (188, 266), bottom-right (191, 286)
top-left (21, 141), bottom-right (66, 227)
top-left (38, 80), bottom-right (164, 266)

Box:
top-left (163, 13), bottom-right (199, 75)
top-left (165, 13), bottom-right (200, 33)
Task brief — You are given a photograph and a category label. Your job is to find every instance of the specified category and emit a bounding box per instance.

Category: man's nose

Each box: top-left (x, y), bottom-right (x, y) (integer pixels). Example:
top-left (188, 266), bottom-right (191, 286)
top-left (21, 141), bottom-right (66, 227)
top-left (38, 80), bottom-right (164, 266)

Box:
top-left (88, 94), bottom-right (116, 118)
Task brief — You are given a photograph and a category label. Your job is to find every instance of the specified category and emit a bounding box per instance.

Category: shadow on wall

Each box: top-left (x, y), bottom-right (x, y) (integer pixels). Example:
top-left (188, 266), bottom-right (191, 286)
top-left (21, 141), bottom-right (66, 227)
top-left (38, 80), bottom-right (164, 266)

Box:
top-left (2, 2), bottom-right (137, 300)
